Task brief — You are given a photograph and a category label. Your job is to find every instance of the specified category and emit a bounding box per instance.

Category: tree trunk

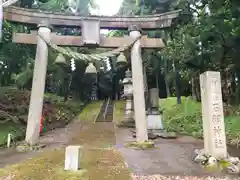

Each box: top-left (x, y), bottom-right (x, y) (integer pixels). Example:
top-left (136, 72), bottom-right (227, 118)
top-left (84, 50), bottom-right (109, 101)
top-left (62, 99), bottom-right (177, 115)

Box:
top-left (191, 76), bottom-right (197, 101)
top-left (164, 75), bottom-right (171, 97)
top-left (175, 71), bottom-right (181, 104)
top-left (172, 61), bottom-right (181, 104)
top-left (64, 73), bottom-right (72, 102)
top-left (164, 59), bottom-right (171, 97)
top-left (195, 77), bottom-right (201, 101)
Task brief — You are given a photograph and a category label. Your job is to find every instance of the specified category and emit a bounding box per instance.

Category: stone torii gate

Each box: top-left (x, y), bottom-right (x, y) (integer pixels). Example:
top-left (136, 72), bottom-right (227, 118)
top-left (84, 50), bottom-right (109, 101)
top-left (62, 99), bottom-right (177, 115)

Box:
top-left (4, 6), bottom-right (180, 145)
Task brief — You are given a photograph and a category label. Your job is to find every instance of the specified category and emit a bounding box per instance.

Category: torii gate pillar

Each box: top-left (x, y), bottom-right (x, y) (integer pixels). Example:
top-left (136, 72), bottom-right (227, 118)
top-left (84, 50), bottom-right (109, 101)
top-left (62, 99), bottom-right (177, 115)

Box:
top-left (129, 25), bottom-right (148, 142)
top-left (25, 23), bottom-right (51, 145)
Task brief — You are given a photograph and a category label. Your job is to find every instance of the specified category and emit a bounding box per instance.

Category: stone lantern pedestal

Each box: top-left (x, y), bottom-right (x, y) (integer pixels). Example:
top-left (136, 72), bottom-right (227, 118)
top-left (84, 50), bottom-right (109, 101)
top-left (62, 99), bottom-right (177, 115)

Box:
top-left (147, 88), bottom-right (164, 130)
top-left (120, 69), bottom-right (135, 127)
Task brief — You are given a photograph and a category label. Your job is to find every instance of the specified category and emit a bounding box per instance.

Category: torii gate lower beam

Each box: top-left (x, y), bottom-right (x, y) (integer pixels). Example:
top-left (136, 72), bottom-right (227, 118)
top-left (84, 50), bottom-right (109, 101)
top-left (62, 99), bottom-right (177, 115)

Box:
top-left (12, 32), bottom-right (165, 48)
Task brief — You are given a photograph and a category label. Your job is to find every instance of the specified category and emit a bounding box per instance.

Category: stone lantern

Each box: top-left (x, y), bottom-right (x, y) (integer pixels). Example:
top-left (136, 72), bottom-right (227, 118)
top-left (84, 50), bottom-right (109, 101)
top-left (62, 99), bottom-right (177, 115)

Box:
top-left (121, 69), bottom-right (135, 126)
top-left (122, 69), bottom-right (133, 98)
top-left (85, 62), bottom-right (98, 100)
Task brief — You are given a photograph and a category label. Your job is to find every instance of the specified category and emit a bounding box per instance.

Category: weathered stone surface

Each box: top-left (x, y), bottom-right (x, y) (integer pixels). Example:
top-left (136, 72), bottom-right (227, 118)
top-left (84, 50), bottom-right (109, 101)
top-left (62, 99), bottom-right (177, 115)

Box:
top-left (193, 148), bottom-right (240, 175)
top-left (155, 131), bottom-right (177, 139)
top-left (132, 131), bottom-right (158, 140)
top-left (64, 145), bottom-right (82, 171)
top-left (194, 149), bottom-right (204, 155)
top-left (118, 120), bottom-right (135, 128)
top-left (25, 26), bottom-right (51, 145)
top-left (227, 164), bottom-right (240, 174)
top-left (228, 157), bottom-right (240, 165)
top-left (207, 157), bottom-right (217, 166)
top-left (194, 153), bottom-right (207, 163)
top-left (200, 71), bottom-right (227, 159)
top-left (149, 88), bottom-right (159, 109)
top-left (130, 30), bottom-right (148, 142)
top-left (147, 114), bottom-right (164, 130)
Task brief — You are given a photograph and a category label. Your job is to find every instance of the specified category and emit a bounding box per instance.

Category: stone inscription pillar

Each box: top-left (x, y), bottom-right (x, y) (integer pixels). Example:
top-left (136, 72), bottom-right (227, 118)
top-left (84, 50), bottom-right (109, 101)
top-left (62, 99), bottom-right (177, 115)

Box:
top-left (25, 24), bottom-right (51, 145)
top-left (129, 26), bottom-right (148, 142)
top-left (200, 71), bottom-right (227, 158)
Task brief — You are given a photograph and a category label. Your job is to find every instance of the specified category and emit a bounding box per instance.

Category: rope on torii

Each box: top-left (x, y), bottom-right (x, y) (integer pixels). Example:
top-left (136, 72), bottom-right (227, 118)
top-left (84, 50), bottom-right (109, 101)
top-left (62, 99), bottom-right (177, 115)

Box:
top-left (2, 0), bottom-right (18, 7)
top-left (37, 32), bottom-right (140, 63)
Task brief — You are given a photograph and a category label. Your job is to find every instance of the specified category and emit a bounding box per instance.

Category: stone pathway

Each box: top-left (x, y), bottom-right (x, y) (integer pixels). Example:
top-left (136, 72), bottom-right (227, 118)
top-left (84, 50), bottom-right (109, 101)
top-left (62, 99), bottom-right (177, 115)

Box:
top-left (115, 128), bottom-right (239, 179)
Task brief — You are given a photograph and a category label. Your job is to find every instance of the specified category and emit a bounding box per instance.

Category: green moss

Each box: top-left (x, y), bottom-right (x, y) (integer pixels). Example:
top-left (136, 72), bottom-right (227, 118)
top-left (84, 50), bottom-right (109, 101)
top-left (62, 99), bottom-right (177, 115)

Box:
top-left (79, 101), bottom-right (103, 122)
top-left (218, 159), bottom-right (231, 170)
top-left (125, 140), bottom-right (155, 150)
top-left (113, 100), bottom-right (125, 125)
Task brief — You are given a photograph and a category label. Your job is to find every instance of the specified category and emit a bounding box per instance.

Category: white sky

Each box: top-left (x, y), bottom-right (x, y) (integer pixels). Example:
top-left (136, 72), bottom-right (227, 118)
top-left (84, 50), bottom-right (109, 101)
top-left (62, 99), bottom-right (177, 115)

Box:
top-left (90, 0), bottom-right (123, 16)
top-left (90, 0), bottom-right (124, 34)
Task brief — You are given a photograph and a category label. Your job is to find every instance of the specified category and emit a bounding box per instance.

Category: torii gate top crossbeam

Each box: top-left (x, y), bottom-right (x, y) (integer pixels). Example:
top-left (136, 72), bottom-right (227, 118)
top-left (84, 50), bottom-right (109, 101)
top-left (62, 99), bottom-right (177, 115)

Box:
top-left (4, 6), bottom-right (181, 30)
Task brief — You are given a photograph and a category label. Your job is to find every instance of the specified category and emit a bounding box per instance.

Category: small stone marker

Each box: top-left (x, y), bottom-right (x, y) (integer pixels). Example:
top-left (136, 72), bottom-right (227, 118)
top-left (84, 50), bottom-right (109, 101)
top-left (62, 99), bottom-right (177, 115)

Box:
top-left (200, 71), bottom-right (227, 159)
top-left (64, 145), bottom-right (82, 171)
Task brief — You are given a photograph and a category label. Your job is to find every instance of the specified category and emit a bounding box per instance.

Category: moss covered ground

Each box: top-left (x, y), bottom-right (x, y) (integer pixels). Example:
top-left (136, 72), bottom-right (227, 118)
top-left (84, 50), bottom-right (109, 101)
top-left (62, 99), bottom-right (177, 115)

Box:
top-left (0, 102), bottom-right (131, 180)
top-left (161, 97), bottom-right (240, 147)
top-left (113, 100), bottom-right (125, 125)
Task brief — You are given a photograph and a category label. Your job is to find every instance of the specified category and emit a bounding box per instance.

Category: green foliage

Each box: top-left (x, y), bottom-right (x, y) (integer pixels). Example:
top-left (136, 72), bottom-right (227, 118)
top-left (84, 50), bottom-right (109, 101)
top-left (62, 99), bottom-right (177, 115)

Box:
top-left (160, 97), bottom-right (240, 146)
top-left (160, 97), bottom-right (203, 137)
top-left (0, 122), bottom-right (25, 146)
top-left (0, 87), bottom-right (85, 147)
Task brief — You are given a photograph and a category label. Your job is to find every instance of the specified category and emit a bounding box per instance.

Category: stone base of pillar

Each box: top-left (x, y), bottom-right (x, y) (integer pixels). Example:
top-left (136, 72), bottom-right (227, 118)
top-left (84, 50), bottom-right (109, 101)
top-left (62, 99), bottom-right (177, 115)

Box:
top-left (117, 119), bottom-right (135, 128)
top-left (117, 99), bottom-right (135, 128)
top-left (118, 112), bottom-right (135, 128)
top-left (147, 114), bottom-right (164, 130)
top-left (147, 108), bottom-right (164, 130)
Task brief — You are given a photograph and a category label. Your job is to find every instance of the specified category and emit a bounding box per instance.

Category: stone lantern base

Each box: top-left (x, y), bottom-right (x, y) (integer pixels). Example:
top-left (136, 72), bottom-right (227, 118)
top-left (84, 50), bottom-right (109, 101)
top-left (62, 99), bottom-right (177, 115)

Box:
top-left (118, 98), bottom-right (135, 128)
top-left (147, 88), bottom-right (164, 130)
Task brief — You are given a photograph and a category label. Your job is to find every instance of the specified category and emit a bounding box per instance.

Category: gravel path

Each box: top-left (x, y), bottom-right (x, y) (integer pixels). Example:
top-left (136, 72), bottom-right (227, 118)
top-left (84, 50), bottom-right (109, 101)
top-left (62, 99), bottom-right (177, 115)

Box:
top-left (115, 128), bottom-right (239, 178)
top-left (131, 174), bottom-right (239, 180)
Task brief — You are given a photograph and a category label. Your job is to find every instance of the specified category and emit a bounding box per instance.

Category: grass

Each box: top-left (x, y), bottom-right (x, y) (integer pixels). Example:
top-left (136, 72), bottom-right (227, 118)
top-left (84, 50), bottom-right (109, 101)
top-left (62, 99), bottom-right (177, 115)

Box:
top-left (79, 101), bottom-right (103, 121)
top-left (0, 102), bottom-right (131, 180)
top-left (113, 100), bottom-right (125, 125)
top-left (160, 97), bottom-right (240, 146)
top-left (125, 141), bottom-right (155, 150)
top-left (0, 122), bottom-right (25, 147)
